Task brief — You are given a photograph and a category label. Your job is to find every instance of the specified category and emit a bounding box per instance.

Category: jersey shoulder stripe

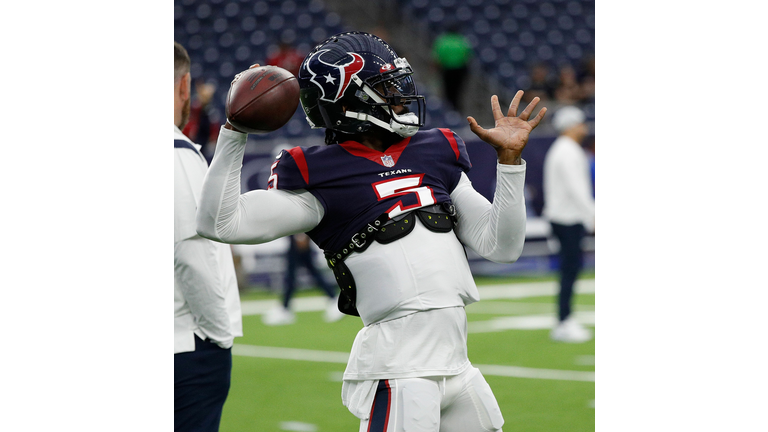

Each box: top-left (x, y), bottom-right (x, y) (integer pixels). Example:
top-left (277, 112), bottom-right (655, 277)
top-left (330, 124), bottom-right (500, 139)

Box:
top-left (286, 147), bottom-right (309, 184)
top-left (437, 128), bottom-right (461, 161)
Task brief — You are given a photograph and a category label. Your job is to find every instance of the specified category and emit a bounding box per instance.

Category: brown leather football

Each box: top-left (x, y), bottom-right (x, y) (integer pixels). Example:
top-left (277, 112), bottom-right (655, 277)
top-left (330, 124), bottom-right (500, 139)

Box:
top-left (225, 66), bottom-right (300, 134)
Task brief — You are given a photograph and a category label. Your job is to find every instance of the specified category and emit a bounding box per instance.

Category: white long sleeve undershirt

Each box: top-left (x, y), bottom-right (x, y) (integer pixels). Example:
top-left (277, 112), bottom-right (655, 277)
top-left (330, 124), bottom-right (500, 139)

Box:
top-left (196, 127), bottom-right (323, 244)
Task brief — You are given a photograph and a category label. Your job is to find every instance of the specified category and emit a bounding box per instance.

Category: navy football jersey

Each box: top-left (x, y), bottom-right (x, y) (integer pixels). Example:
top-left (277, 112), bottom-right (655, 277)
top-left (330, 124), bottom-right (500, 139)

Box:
top-left (268, 128), bottom-right (472, 252)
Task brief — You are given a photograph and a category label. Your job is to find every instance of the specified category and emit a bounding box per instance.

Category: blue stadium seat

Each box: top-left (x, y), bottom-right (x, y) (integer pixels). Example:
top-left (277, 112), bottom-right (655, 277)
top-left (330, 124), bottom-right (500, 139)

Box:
top-left (175, 5), bottom-right (185, 22)
top-left (483, 4), bottom-right (501, 22)
top-left (530, 15), bottom-right (548, 33)
top-left (472, 19), bottom-right (491, 36)
top-left (203, 47), bottom-right (220, 64)
top-left (280, 0), bottom-right (297, 15)
top-left (234, 45), bottom-right (252, 62)
top-left (500, 17), bottom-right (519, 34)
top-left (252, 1), bottom-right (269, 16)
top-left (427, 7), bottom-right (446, 25)
top-left (240, 16), bottom-right (257, 32)
top-left (187, 35), bottom-right (204, 52)
top-left (547, 29), bottom-right (564, 46)
top-left (223, 2), bottom-right (240, 17)
top-left (565, 43), bottom-right (583, 60)
top-left (490, 32), bottom-right (507, 48)
top-left (310, 27), bottom-right (328, 44)
top-left (213, 17), bottom-right (229, 33)
top-left (557, 15), bottom-right (574, 31)
top-left (249, 30), bottom-right (268, 47)
top-left (539, 2), bottom-right (556, 17)
top-left (296, 12), bottom-right (314, 30)
top-left (507, 45), bottom-right (526, 63)
top-left (479, 47), bottom-right (498, 64)
top-left (324, 11), bottom-right (342, 28)
top-left (536, 44), bottom-right (554, 62)
top-left (195, 3), bottom-right (212, 20)
top-left (497, 61), bottom-right (516, 78)
top-left (219, 61), bottom-right (236, 79)
top-left (518, 31), bottom-right (536, 47)
top-left (566, 1), bottom-right (583, 16)
top-left (185, 18), bottom-right (201, 35)
top-left (512, 3), bottom-right (528, 19)
top-left (268, 15), bottom-right (285, 31)
top-left (456, 6), bottom-right (473, 23)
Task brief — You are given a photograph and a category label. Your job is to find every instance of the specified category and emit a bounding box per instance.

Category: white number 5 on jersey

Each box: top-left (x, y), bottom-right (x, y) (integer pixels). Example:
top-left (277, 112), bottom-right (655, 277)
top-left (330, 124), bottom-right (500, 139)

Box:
top-left (372, 174), bottom-right (436, 218)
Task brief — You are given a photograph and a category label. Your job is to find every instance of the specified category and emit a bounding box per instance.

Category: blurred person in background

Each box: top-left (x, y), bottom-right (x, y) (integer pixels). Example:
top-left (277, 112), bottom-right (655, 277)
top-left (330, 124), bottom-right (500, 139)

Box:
top-left (183, 80), bottom-right (221, 162)
top-left (197, 31), bottom-right (546, 432)
top-left (553, 64), bottom-right (583, 104)
top-left (267, 40), bottom-right (305, 77)
top-left (174, 41), bottom-right (242, 431)
top-left (579, 55), bottom-right (595, 104)
top-left (523, 62), bottom-right (556, 103)
top-left (262, 232), bottom-right (344, 325)
top-left (431, 21), bottom-right (473, 111)
top-left (542, 106), bottom-right (594, 343)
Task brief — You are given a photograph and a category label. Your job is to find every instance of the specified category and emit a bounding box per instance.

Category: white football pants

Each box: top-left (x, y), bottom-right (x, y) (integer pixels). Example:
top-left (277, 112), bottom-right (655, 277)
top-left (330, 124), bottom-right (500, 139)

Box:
top-left (358, 366), bottom-right (504, 432)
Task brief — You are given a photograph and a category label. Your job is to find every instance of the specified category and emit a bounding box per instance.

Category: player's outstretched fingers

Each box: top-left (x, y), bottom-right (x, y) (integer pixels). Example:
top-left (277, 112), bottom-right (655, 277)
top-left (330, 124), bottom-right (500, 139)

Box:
top-left (507, 90), bottom-right (524, 118)
top-left (528, 106), bottom-right (548, 129)
top-left (249, 63), bottom-right (261, 69)
top-left (490, 95), bottom-right (504, 122)
top-left (467, 116), bottom-right (490, 141)
top-left (519, 96), bottom-right (540, 121)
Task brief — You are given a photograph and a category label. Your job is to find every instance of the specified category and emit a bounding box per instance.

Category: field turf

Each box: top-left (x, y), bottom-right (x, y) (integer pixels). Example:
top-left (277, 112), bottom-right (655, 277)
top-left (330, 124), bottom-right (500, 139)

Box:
top-left (220, 274), bottom-right (595, 431)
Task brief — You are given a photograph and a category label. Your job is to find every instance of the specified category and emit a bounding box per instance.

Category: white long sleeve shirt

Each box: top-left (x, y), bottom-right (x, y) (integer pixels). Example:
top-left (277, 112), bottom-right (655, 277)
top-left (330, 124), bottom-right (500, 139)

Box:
top-left (174, 125), bottom-right (242, 353)
top-left (542, 135), bottom-right (595, 231)
top-left (197, 126), bottom-right (526, 381)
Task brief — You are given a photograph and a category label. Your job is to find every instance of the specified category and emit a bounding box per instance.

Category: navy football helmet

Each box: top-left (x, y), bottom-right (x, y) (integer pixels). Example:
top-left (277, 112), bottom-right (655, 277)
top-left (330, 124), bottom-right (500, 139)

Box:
top-left (298, 32), bottom-right (425, 139)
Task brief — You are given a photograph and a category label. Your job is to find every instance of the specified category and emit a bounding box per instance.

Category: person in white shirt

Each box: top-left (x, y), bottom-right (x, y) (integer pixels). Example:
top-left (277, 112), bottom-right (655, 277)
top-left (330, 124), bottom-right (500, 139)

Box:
top-left (542, 106), bottom-right (595, 343)
top-left (174, 41), bottom-right (242, 432)
top-left (197, 32), bottom-right (547, 432)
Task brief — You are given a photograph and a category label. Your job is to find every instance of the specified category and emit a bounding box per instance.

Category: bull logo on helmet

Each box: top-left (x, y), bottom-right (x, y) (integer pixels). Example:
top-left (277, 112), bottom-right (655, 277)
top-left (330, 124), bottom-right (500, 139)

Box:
top-left (305, 50), bottom-right (365, 102)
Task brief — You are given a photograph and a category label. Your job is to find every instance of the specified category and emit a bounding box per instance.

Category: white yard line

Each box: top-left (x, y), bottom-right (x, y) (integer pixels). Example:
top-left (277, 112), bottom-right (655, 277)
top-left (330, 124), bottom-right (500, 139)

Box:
top-left (240, 279), bottom-right (595, 316)
top-left (279, 421), bottom-right (317, 432)
top-left (475, 364), bottom-right (595, 382)
top-left (232, 344), bottom-right (594, 382)
top-left (233, 344), bottom-right (349, 364)
top-left (468, 311), bottom-right (595, 333)
top-left (476, 279), bottom-right (595, 300)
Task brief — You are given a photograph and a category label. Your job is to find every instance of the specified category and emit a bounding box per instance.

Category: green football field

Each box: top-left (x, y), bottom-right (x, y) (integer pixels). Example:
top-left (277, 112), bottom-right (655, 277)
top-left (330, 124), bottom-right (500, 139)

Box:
top-left (220, 274), bottom-right (595, 431)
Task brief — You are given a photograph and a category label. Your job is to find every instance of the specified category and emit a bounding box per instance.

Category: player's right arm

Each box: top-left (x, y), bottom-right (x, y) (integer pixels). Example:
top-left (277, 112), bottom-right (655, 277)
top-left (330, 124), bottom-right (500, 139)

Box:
top-left (196, 126), bottom-right (323, 244)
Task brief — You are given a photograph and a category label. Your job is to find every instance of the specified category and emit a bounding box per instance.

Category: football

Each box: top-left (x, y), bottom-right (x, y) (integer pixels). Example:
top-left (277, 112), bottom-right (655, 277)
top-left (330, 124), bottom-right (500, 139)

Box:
top-left (225, 66), bottom-right (300, 134)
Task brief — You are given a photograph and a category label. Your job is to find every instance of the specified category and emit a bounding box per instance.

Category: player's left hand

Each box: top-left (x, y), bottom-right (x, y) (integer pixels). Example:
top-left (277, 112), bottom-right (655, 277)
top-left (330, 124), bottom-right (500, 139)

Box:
top-left (467, 90), bottom-right (547, 165)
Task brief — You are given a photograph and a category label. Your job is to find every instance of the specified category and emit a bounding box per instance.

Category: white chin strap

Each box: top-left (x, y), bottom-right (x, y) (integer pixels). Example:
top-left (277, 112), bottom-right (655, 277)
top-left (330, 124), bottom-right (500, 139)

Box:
top-left (345, 76), bottom-right (420, 138)
top-left (344, 110), bottom-right (419, 137)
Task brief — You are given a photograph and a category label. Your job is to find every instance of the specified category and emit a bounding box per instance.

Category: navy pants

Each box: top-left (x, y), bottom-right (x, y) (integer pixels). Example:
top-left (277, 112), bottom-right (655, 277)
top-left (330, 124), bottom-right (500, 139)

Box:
top-left (550, 222), bottom-right (585, 322)
top-left (283, 236), bottom-right (335, 308)
top-left (175, 335), bottom-right (232, 432)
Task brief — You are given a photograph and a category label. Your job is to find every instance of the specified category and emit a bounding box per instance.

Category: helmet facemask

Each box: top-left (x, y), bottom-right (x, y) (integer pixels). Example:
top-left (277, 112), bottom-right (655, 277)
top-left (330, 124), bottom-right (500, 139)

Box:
top-left (346, 57), bottom-right (425, 138)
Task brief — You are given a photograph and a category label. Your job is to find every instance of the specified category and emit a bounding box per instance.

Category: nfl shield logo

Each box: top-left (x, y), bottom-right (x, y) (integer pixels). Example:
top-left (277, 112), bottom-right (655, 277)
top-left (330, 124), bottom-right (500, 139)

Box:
top-left (381, 155), bottom-right (395, 167)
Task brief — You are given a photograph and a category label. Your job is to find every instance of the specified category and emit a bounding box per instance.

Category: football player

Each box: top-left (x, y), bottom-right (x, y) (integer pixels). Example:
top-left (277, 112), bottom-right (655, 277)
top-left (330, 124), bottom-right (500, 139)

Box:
top-left (197, 32), bottom-right (546, 432)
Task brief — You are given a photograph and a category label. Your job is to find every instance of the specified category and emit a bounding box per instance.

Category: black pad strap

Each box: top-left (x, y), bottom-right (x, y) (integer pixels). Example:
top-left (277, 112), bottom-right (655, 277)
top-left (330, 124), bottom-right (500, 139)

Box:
top-left (327, 259), bottom-right (359, 316)
top-left (416, 211), bottom-right (454, 233)
top-left (375, 213), bottom-right (416, 244)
